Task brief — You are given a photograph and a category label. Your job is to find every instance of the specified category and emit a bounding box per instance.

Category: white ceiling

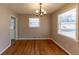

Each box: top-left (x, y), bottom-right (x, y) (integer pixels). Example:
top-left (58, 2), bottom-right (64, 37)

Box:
top-left (2, 3), bottom-right (65, 14)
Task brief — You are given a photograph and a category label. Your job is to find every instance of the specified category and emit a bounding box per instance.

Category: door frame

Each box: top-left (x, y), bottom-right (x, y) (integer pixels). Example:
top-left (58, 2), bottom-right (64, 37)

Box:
top-left (10, 15), bottom-right (18, 40)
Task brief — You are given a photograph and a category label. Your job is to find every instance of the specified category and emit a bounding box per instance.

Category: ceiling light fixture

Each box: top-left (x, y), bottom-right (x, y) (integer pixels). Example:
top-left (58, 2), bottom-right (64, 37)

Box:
top-left (35, 3), bottom-right (47, 16)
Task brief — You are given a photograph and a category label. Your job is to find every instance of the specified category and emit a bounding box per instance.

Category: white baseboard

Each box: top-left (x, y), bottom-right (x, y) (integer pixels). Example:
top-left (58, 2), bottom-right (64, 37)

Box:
top-left (51, 39), bottom-right (72, 55)
top-left (18, 38), bottom-right (51, 40)
top-left (0, 43), bottom-right (11, 55)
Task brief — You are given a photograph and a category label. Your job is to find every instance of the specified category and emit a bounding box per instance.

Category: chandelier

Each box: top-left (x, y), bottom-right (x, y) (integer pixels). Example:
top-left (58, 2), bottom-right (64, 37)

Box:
top-left (35, 3), bottom-right (47, 16)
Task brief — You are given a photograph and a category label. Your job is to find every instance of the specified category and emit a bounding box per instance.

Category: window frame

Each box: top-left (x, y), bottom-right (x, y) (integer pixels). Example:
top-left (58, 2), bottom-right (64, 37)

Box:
top-left (29, 17), bottom-right (40, 28)
top-left (57, 8), bottom-right (78, 42)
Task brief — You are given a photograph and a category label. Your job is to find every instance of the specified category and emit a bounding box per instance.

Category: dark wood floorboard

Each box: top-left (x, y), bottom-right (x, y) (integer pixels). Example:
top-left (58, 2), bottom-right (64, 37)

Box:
top-left (2, 40), bottom-right (68, 55)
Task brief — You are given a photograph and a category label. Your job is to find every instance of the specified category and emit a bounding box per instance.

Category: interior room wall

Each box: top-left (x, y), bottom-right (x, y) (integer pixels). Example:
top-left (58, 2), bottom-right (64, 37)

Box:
top-left (0, 4), bottom-right (17, 54)
top-left (17, 14), bottom-right (51, 39)
top-left (51, 3), bottom-right (79, 54)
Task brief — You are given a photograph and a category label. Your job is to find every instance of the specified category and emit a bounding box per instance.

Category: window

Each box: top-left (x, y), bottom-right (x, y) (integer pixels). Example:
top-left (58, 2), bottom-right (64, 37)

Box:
top-left (29, 17), bottom-right (40, 28)
top-left (58, 8), bottom-right (77, 40)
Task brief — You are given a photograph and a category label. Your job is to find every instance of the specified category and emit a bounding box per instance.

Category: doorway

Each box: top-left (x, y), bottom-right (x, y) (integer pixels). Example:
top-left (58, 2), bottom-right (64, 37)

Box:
top-left (10, 16), bottom-right (16, 45)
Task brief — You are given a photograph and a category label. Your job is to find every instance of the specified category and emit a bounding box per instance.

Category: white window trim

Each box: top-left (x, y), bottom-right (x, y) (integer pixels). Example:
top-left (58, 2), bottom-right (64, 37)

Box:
top-left (57, 8), bottom-right (78, 42)
top-left (29, 17), bottom-right (40, 28)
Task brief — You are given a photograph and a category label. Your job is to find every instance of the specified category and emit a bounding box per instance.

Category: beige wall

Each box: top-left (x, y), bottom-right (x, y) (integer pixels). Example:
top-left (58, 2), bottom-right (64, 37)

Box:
top-left (18, 14), bottom-right (51, 39)
top-left (51, 3), bottom-right (79, 54)
top-left (0, 4), bottom-right (17, 54)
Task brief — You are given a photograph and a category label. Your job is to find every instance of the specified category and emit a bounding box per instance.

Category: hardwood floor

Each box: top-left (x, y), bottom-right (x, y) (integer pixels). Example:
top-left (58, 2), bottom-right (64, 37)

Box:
top-left (2, 40), bottom-right (68, 55)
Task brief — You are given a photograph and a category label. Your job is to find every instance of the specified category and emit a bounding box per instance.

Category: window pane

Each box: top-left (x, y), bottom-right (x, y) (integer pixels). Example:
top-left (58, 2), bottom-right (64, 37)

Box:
top-left (58, 8), bottom-right (76, 40)
top-left (29, 18), bottom-right (40, 28)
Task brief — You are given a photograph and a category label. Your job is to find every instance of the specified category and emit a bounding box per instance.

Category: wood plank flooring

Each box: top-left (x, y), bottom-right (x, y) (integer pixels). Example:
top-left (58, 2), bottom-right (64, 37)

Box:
top-left (2, 40), bottom-right (68, 55)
